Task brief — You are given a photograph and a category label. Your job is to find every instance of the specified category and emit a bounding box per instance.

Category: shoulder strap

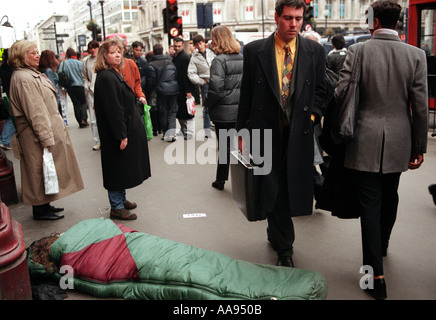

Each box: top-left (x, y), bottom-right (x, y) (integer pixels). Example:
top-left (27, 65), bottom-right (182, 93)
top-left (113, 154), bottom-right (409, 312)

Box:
top-left (351, 43), bottom-right (364, 81)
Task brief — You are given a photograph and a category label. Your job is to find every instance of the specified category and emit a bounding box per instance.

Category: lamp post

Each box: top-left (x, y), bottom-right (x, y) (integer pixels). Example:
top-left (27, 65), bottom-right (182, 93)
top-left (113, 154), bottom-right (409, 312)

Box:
top-left (87, 1), bottom-right (96, 40)
top-left (99, 0), bottom-right (106, 41)
top-left (323, 9), bottom-right (329, 35)
top-left (0, 15), bottom-right (13, 28)
top-left (0, 15), bottom-right (16, 43)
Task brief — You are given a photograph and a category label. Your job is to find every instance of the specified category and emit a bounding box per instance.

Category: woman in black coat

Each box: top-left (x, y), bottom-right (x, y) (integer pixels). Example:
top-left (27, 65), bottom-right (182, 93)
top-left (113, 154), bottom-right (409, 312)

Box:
top-left (205, 25), bottom-right (243, 190)
top-left (94, 38), bottom-right (151, 220)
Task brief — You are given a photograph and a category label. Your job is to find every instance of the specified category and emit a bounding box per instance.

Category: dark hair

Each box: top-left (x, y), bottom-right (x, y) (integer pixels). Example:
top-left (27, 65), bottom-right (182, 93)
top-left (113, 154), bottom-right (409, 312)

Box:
top-left (192, 34), bottom-right (205, 45)
top-left (145, 50), bottom-right (154, 61)
top-left (366, 0), bottom-right (402, 29)
top-left (153, 43), bottom-right (163, 55)
top-left (38, 50), bottom-right (60, 72)
top-left (87, 40), bottom-right (100, 50)
top-left (275, 0), bottom-right (307, 17)
top-left (331, 34), bottom-right (345, 50)
top-left (132, 41), bottom-right (143, 49)
top-left (173, 37), bottom-right (184, 44)
top-left (66, 47), bottom-right (77, 58)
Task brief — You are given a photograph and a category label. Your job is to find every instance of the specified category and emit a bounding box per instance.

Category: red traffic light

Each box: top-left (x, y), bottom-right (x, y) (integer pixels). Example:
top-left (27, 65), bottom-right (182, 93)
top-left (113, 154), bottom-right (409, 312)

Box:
top-left (168, 0), bottom-right (176, 3)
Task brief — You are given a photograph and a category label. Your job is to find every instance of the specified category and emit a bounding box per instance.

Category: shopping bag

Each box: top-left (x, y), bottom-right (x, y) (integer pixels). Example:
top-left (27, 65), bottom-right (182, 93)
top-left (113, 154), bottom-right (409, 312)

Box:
top-left (43, 147), bottom-right (59, 195)
top-left (143, 104), bottom-right (153, 141)
top-left (186, 96), bottom-right (196, 115)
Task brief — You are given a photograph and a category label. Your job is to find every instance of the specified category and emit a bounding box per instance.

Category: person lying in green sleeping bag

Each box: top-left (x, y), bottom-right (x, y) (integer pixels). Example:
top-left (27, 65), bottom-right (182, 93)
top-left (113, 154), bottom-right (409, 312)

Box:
top-left (27, 218), bottom-right (328, 300)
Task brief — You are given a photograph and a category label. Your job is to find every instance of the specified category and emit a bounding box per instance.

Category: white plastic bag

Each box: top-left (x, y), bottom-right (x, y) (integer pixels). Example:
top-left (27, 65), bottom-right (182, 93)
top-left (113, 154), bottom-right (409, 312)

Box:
top-left (43, 147), bottom-right (59, 195)
top-left (186, 96), bottom-right (196, 116)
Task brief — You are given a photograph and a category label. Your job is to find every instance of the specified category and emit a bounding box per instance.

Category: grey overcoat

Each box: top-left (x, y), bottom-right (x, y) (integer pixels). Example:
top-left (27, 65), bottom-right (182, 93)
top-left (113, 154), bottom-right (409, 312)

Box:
top-left (335, 33), bottom-right (428, 173)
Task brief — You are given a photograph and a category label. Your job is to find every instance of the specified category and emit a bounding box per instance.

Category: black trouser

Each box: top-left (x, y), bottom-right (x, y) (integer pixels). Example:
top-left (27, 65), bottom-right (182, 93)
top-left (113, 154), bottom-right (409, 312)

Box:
top-left (351, 170), bottom-right (401, 276)
top-left (67, 86), bottom-right (88, 125)
top-left (266, 125), bottom-right (295, 257)
top-left (215, 122), bottom-right (236, 181)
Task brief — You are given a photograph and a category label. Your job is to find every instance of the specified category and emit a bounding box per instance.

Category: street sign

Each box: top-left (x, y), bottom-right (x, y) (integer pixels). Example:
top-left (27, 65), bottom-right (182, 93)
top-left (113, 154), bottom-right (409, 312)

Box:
top-left (197, 3), bottom-right (213, 29)
top-left (78, 34), bottom-right (87, 47)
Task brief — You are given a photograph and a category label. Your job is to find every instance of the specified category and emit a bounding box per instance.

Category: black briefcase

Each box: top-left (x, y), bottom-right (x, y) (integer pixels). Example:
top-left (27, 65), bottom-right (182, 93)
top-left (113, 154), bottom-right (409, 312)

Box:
top-left (230, 150), bottom-right (267, 222)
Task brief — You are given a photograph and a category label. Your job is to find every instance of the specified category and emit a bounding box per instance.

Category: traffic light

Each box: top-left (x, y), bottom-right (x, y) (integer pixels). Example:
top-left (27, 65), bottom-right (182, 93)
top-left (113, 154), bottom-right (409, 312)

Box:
top-left (95, 25), bottom-right (102, 42)
top-left (303, 4), bottom-right (314, 31)
top-left (166, 0), bottom-right (182, 39)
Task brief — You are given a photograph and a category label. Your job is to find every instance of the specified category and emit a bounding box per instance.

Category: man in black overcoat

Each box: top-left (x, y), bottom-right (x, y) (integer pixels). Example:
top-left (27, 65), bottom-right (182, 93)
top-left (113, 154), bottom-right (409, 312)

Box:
top-left (236, 0), bottom-right (325, 268)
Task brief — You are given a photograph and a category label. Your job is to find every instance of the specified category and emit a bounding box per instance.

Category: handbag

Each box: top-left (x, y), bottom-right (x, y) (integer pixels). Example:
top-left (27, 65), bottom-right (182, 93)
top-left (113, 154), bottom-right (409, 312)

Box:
top-left (332, 43), bottom-right (364, 144)
top-left (43, 147), bottom-right (59, 195)
top-left (143, 104), bottom-right (153, 141)
top-left (230, 150), bottom-right (267, 222)
top-left (58, 62), bottom-right (72, 88)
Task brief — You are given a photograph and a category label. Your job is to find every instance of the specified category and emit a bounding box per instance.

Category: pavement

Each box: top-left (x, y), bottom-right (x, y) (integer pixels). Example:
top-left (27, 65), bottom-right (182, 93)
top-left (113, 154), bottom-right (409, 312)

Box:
top-left (4, 103), bottom-right (436, 301)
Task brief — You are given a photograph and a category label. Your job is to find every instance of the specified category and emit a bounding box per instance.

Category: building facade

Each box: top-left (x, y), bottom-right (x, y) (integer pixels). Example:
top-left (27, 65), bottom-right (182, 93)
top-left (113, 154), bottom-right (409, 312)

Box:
top-left (28, 0), bottom-right (410, 54)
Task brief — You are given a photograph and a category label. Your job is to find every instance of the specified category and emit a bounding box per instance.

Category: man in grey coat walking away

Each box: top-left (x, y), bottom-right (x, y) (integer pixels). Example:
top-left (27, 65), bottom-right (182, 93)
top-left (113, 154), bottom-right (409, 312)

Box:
top-left (334, 0), bottom-right (428, 300)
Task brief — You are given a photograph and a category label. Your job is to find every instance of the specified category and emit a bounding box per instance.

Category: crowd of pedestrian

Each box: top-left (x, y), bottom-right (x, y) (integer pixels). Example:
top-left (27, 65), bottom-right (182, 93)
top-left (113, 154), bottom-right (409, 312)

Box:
top-left (0, 0), bottom-right (430, 301)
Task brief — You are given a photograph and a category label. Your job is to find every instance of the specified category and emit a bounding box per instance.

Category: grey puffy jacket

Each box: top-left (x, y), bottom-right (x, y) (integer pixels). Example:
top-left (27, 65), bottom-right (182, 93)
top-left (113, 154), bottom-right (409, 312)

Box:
top-left (205, 53), bottom-right (243, 123)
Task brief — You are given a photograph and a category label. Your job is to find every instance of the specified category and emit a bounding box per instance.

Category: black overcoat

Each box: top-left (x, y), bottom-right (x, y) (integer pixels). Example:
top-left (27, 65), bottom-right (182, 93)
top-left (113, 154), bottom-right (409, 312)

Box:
top-left (236, 33), bottom-right (325, 216)
top-left (94, 68), bottom-right (151, 190)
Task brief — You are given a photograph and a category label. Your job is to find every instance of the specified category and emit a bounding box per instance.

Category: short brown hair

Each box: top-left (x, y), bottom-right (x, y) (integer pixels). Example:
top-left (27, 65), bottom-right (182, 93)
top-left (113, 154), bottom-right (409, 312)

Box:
top-left (275, 0), bottom-right (307, 17)
top-left (192, 34), bottom-right (205, 45)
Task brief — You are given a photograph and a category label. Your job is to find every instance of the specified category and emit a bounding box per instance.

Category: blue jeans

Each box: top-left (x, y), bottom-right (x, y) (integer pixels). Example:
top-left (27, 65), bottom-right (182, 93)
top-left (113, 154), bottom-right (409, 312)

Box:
top-left (0, 118), bottom-right (16, 146)
top-left (201, 84), bottom-right (211, 131)
top-left (108, 190), bottom-right (126, 210)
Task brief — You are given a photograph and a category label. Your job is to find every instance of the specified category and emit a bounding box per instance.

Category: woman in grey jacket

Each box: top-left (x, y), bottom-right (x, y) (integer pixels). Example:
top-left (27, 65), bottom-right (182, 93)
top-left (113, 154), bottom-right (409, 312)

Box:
top-left (205, 25), bottom-right (243, 190)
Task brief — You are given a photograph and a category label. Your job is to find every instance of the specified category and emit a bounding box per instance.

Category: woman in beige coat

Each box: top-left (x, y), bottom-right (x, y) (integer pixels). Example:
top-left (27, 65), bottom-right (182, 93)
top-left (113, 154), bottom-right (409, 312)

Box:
top-left (8, 40), bottom-right (84, 220)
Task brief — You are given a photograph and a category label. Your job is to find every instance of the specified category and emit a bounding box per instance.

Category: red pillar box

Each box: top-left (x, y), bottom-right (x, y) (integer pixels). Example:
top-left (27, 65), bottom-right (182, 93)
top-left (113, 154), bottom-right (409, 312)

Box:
top-left (0, 150), bottom-right (18, 205)
top-left (0, 200), bottom-right (32, 300)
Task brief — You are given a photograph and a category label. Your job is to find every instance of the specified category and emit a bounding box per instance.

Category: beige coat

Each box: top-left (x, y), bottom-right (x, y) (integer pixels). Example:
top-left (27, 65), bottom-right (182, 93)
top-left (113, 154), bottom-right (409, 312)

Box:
top-left (9, 67), bottom-right (84, 205)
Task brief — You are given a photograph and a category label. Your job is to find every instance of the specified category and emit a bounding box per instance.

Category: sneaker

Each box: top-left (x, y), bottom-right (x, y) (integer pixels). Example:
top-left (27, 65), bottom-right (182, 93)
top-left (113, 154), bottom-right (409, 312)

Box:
top-left (164, 136), bottom-right (176, 142)
top-left (93, 143), bottom-right (101, 150)
top-left (0, 144), bottom-right (12, 150)
top-left (110, 208), bottom-right (137, 220)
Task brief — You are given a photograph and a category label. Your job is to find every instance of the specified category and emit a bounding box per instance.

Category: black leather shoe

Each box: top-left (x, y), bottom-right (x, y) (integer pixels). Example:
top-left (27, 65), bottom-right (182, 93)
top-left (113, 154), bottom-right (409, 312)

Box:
top-left (49, 205), bottom-right (64, 213)
top-left (277, 256), bottom-right (294, 268)
top-left (429, 184), bottom-right (436, 205)
top-left (212, 180), bottom-right (225, 190)
top-left (33, 211), bottom-right (64, 221)
top-left (365, 278), bottom-right (387, 300)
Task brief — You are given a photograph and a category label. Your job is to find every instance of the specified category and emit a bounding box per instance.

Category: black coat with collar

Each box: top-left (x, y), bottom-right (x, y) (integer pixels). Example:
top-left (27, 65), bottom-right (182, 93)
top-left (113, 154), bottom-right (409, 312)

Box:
top-left (94, 68), bottom-right (151, 190)
top-left (236, 33), bottom-right (326, 216)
